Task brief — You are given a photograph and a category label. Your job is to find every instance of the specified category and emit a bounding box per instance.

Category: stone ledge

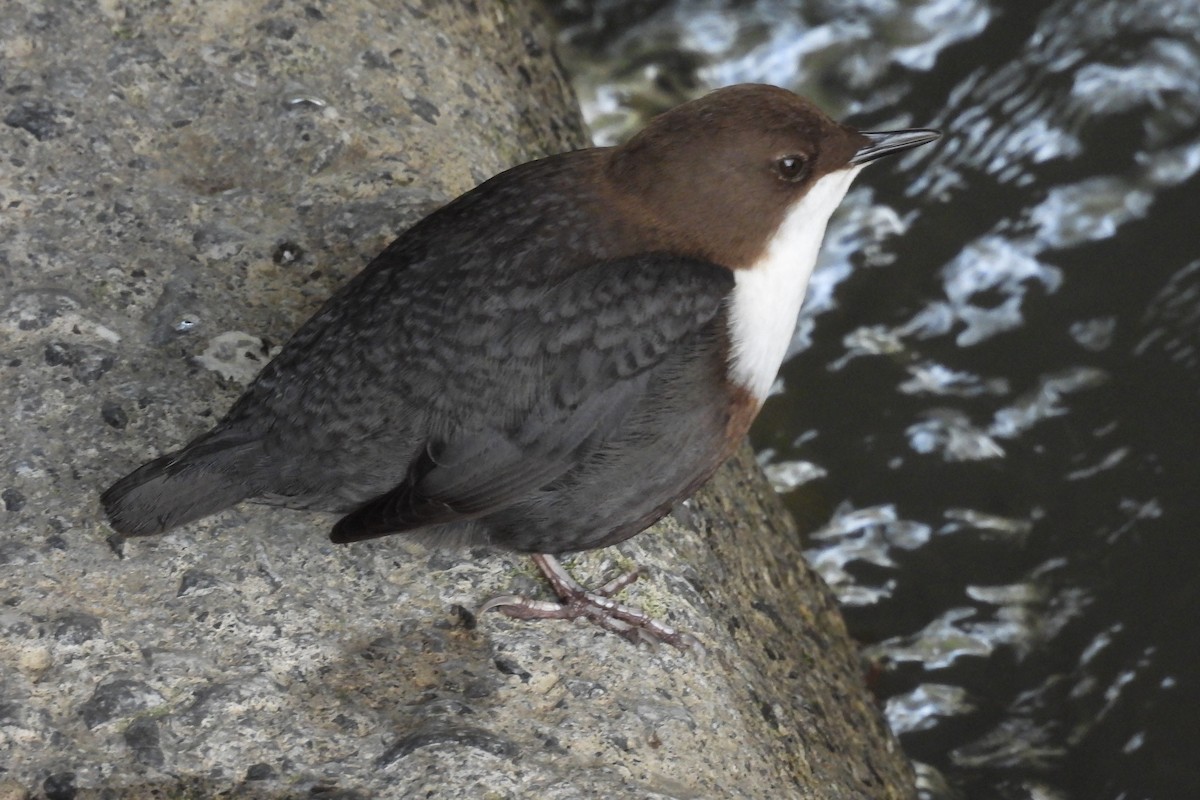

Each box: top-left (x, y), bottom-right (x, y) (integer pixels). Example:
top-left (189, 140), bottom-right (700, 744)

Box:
top-left (0, 1), bottom-right (912, 797)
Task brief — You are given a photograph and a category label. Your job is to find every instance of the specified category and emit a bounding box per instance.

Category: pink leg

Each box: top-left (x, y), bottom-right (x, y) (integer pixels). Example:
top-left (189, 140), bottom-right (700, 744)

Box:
top-left (480, 554), bottom-right (702, 653)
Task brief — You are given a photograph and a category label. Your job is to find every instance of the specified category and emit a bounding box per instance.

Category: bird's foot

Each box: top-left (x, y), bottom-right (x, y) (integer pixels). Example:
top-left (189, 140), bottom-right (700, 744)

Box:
top-left (480, 553), bottom-right (702, 653)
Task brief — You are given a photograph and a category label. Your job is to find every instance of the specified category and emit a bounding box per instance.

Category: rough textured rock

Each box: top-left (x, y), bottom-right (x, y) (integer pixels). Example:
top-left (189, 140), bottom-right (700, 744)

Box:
top-left (0, 1), bottom-right (913, 798)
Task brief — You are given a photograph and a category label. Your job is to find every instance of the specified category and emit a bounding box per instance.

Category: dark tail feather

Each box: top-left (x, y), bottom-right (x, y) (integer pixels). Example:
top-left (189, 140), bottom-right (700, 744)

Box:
top-left (101, 436), bottom-right (263, 537)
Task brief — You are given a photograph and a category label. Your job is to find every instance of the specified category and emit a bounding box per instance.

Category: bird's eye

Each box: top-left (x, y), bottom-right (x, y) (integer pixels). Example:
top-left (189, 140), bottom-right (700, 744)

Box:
top-left (775, 155), bottom-right (809, 182)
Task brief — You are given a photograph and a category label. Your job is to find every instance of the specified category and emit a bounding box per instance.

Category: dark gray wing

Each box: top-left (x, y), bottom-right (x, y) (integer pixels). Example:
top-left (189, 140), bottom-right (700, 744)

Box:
top-left (329, 253), bottom-right (733, 543)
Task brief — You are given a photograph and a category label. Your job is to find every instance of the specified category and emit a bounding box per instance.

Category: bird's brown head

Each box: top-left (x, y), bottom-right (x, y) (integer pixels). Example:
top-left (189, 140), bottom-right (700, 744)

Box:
top-left (606, 83), bottom-right (938, 267)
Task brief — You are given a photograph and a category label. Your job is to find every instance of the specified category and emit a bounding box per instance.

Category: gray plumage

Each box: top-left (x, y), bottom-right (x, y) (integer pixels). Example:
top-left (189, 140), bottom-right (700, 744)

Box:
top-left (102, 151), bottom-right (738, 552)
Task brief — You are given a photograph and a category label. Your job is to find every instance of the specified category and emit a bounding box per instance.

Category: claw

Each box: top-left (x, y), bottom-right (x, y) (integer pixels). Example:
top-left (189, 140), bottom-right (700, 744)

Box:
top-left (595, 567), bottom-right (642, 598)
top-left (477, 594), bottom-right (533, 615)
top-left (480, 553), bottom-right (703, 653)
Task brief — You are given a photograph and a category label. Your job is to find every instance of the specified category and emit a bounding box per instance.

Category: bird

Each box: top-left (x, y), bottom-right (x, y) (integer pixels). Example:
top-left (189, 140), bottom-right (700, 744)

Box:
top-left (102, 83), bottom-right (939, 649)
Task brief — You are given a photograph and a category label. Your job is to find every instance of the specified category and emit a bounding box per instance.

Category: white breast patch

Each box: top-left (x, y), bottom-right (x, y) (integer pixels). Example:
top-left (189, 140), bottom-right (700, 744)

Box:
top-left (727, 165), bottom-right (864, 402)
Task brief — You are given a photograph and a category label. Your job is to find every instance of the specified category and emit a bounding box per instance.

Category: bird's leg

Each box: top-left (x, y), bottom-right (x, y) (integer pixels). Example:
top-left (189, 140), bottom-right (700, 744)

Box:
top-left (479, 553), bottom-right (702, 653)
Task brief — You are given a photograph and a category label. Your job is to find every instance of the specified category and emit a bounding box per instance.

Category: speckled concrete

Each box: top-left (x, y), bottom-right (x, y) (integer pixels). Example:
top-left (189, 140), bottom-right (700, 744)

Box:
top-left (0, 1), bottom-right (913, 798)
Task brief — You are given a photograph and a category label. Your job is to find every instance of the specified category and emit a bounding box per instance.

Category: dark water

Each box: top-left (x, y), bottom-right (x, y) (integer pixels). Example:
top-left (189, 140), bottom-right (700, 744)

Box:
top-left (551, 1), bottom-right (1200, 798)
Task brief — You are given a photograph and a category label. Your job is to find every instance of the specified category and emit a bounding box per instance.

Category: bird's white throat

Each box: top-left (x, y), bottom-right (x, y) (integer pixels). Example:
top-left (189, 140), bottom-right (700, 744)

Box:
top-left (728, 165), bottom-right (864, 401)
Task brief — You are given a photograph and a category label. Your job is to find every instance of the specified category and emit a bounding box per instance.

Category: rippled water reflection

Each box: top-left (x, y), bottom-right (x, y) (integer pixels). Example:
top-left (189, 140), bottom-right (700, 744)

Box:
top-left (554, 1), bottom-right (1200, 797)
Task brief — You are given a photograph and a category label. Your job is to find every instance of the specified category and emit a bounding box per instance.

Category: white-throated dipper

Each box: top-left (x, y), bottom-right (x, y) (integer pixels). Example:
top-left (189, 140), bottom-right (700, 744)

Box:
top-left (103, 84), bottom-right (938, 649)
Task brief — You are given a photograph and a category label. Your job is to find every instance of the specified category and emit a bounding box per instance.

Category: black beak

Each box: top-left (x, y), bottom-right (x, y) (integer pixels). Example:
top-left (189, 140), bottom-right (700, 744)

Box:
top-left (850, 129), bottom-right (941, 165)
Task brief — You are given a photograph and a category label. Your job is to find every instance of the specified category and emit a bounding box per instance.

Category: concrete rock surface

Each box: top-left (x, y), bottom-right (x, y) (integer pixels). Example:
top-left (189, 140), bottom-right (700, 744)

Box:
top-left (0, 0), bottom-right (914, 797)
